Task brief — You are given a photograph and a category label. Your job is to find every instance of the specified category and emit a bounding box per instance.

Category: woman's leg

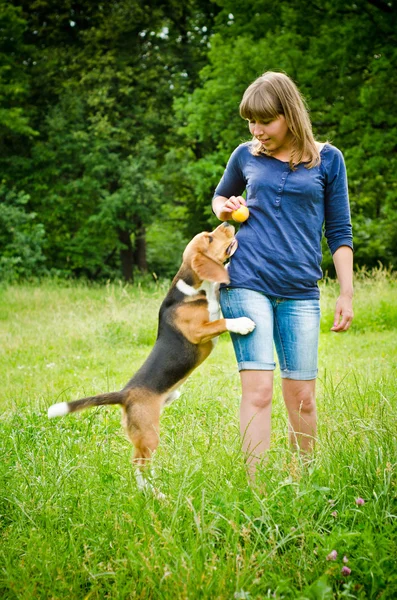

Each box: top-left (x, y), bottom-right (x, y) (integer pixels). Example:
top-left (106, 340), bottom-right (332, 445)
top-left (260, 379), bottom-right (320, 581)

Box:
top-left (240, 370), bottom-right (274, 477)
top-left (273, 298), bottom-right (320, 454)
top-left (282, 378), bottom-right (317, 452)
top-left (219, 288), bottom-right (276, 478)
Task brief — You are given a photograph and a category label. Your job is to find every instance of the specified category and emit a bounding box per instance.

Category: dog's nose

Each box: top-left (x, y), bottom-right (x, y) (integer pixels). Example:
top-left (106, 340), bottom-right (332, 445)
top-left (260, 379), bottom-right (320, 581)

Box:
top-left (221, 221), bottom-right (235, 236)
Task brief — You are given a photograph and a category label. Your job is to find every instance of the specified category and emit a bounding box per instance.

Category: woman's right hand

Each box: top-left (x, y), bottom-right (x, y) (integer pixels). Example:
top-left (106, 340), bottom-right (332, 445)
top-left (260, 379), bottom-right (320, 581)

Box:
top-left (213, 195), bottom-right (247, 221)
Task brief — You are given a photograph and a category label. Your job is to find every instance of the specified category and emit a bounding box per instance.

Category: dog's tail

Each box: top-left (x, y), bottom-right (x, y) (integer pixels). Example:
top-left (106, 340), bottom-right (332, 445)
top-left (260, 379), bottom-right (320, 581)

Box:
top-left (47, 390), bottom-right (127, 419)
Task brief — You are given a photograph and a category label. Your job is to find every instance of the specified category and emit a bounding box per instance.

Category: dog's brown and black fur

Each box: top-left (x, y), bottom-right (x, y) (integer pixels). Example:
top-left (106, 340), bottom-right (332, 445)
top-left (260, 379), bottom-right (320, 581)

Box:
top-left (48, 222), bottom-right (255, 491)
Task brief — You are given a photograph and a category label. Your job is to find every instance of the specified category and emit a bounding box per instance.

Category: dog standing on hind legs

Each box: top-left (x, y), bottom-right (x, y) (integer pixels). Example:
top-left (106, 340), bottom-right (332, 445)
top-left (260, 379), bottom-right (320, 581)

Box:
top-left (48, 222), bottom-right (255, 495)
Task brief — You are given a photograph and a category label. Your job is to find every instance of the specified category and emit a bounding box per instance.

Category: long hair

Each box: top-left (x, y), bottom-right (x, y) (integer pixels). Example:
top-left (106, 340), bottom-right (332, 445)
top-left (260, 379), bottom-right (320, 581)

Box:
top-left (239, 71), bottom-right (321, 170)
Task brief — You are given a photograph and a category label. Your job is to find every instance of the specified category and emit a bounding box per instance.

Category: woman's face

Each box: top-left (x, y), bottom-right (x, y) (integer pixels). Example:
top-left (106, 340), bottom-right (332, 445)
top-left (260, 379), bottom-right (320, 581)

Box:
top-left (248, 115), bottom-right (292, 154)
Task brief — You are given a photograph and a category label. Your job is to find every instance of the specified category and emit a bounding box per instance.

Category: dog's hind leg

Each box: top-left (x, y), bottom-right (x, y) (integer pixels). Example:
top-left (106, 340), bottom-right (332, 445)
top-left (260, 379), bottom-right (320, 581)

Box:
top-left (122, 396), bottom-right (164, 497)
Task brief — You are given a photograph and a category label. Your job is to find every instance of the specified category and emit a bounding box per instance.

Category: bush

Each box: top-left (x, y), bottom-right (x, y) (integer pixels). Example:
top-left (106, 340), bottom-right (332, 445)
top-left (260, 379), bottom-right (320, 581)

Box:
top-left (0, 184), bottom-right (47, 281)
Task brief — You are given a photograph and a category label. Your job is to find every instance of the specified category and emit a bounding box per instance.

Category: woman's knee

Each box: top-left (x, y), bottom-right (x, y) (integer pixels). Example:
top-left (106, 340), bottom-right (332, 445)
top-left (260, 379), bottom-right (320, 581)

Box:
top-left (295, 394), bottom-right (316, 414)
top-left (240, 370), bottom-right (273, 410)
top-left (289, 391), bottom-right (316, 414)
top-left (247, 389), bottom-right (272, 410)
top-left (283, 380), bottom-right (316, 414)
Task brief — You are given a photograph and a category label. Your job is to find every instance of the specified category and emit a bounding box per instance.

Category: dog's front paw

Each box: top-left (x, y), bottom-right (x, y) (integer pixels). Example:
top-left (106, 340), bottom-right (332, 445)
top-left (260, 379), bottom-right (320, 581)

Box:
top-left (226, 317), bottom-right (256, 335)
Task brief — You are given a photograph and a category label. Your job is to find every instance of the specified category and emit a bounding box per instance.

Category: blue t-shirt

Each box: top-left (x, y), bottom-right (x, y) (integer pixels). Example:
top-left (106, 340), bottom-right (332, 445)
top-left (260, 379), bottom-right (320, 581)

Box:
top-left (214, 142), bottom-right (353, 299)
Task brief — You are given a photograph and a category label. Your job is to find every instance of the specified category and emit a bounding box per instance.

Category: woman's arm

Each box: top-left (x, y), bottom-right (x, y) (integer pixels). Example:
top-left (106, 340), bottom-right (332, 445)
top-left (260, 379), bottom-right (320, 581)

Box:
top-left (212, 145), bottom-right (247, 220)
top-left (331, 245), bottom-right (354, 332)
top-left (212, 195), bottom-right (246, 221)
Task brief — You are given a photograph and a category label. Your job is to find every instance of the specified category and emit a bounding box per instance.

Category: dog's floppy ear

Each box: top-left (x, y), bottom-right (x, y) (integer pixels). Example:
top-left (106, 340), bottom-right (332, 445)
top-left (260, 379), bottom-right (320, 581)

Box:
top-left (191, 252), bottom-right (230, 284)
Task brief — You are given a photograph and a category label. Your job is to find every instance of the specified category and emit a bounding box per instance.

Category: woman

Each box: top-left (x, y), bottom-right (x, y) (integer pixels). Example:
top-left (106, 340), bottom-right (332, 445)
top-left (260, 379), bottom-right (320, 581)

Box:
top-left (212, 71), bottom-right (353, 478)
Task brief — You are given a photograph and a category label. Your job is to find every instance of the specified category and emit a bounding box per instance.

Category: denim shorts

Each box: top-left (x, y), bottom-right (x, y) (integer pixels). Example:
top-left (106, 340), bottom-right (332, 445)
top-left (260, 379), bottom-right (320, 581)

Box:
top-left (220, 287), bottom-right (321, 380)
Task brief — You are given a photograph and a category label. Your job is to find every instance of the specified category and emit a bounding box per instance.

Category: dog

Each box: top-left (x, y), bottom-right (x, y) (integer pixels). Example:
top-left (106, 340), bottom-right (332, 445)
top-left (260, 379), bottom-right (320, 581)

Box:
top-left (48, 222), bottom-right (255, 493)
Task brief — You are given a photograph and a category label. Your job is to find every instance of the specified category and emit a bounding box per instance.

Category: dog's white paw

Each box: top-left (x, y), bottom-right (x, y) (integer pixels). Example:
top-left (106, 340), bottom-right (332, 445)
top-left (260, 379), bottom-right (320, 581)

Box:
top-left (135, 470), bottom-right (165, 500)
top-left (154, 489), bottom-right (166, 501)
top-left (226, 317), bottom-right (256, 335)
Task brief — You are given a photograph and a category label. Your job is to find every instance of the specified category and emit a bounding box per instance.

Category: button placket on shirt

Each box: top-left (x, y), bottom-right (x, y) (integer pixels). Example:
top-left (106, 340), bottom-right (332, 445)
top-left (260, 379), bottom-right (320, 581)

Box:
top-left (275, 168), bottom-right (290, 213)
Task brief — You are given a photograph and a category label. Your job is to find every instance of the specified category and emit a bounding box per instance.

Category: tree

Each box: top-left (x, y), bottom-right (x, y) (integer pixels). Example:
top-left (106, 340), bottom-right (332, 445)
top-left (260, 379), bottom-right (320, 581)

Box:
top-left (0, 184), bottom-right (46, 280)
top-left (3, 0), bottom-right (396, 279)
top-left (0, 1), bottom-right (36, 140)
top-left (4, 0), bottom-right (221, 280)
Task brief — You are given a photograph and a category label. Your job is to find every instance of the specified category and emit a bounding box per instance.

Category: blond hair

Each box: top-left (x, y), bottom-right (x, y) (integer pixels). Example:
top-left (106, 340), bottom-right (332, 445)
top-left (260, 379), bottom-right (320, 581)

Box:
top-left (239, 71), bottom-right (320, 169)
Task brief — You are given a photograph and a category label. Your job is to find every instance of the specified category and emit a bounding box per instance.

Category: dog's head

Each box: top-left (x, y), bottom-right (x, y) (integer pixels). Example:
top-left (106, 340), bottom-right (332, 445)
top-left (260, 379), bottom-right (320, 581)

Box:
top-left (183, 222), bottom-right (238, 284)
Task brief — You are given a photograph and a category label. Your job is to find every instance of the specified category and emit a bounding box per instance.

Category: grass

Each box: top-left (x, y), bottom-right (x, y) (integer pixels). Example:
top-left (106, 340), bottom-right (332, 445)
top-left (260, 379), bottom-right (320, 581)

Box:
top-left (1, 272), bottom-right (396, 599)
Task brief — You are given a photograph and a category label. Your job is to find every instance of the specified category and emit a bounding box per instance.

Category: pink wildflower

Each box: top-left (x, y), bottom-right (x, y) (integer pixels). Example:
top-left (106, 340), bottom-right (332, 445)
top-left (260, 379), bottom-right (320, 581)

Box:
top-left (326, 550), bottom-right (338, 561)
top-left (343, 556), bottom-right (349, 563)
top-left (331, 511), bottom-right (338, 518)
top-left (355, 497), bottom-right (365, 505)
top-left (341, 566), bottom-right (351, 575)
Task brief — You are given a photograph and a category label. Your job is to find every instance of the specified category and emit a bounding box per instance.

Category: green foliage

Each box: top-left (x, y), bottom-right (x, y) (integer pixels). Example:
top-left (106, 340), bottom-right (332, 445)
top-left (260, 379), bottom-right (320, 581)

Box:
top-left (1, 280), bottom-right (397, 598)
top-left (26, 48), bottom-right (169, 278)
top-left (0, 184), bottom-right (46, 280)
top-left (3, 0), bottom-right (220, 280)
top-left (146, 220), bottom-right (188, 278)
top-left (0, 1), bottom-right (36, 139)
top-left (1, 0), bottom-right (396, 278)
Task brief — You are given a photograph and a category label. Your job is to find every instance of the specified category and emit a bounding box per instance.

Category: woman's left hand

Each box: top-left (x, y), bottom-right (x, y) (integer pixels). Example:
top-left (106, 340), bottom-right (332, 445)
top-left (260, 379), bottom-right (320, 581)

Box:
top-left (331, 294), bottom-right (354, 332)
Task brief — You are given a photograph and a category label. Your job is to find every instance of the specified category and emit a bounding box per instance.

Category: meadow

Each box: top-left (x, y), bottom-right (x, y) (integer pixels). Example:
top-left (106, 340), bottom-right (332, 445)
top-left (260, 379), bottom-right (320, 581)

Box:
top-left (1, 271), bottom-right (396, 599)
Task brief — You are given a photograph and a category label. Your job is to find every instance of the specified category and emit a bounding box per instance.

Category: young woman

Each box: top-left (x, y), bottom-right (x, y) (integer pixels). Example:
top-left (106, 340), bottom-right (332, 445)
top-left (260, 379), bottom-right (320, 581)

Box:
top-left (212, 71), bottom-right (354, 478)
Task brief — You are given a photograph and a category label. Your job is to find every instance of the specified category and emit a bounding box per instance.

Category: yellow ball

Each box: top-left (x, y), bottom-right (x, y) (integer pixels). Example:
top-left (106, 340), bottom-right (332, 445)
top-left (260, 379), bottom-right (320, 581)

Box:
top-left (231, 205), bottom-right (250, 223)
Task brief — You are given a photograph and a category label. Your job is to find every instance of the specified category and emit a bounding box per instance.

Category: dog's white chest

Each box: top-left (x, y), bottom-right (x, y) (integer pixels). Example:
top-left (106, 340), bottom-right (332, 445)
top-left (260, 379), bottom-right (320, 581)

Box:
top-left (200, 281), bottom-right (221, 322)
top-left (175, 278), bottom-right (221, 347)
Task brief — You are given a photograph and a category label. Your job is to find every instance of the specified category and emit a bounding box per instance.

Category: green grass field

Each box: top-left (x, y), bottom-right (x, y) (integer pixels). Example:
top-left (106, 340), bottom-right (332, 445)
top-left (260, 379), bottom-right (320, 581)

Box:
top-left (1, 272), bottom-right (397, 599)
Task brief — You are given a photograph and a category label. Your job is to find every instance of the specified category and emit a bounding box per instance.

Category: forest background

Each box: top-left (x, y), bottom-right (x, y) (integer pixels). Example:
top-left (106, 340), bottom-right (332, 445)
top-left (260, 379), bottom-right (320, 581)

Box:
top-left (1, 0), bottom-right (396, 283)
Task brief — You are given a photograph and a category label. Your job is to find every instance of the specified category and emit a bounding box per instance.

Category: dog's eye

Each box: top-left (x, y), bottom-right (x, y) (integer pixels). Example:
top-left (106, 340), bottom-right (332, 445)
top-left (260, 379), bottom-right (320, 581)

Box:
top-left (208, 235), bottom-right (213, 243)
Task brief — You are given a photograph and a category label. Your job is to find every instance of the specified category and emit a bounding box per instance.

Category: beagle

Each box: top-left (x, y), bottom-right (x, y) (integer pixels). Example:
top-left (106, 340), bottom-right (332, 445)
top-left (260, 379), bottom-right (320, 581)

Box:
top-left (48, 222), bottom-right (255, 493)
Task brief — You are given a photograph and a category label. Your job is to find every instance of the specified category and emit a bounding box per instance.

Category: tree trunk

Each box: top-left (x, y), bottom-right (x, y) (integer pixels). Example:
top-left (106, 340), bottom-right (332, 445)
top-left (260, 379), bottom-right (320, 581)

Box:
top-left (134, 220), bottom-right (148, 273)
top-left (117, 228), bottom-right (134, 282)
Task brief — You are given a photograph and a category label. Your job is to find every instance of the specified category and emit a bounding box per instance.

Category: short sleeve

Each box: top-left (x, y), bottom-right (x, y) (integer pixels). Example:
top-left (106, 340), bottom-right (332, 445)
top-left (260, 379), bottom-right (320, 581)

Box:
top-left (323, 146), bottom-right (353, 255)
top-left (213, 145), bottom-right (247, 200)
